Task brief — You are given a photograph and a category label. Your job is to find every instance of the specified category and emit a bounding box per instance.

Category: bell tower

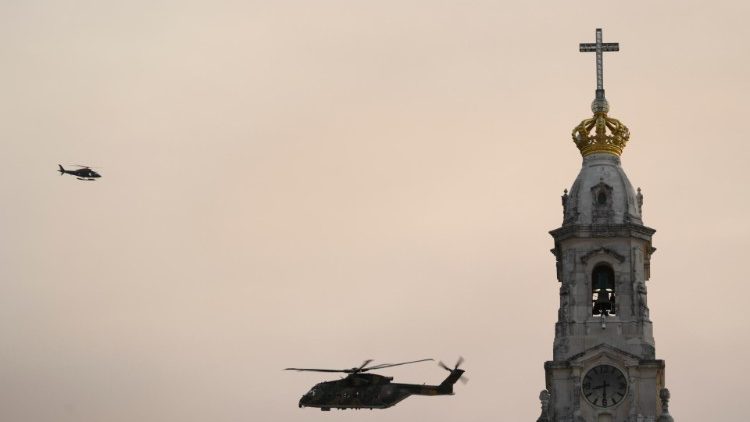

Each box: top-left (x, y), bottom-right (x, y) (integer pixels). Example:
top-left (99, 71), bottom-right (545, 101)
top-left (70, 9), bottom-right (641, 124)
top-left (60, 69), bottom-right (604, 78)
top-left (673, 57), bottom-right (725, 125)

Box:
top-left (535, 29), bottom-right (674, 422)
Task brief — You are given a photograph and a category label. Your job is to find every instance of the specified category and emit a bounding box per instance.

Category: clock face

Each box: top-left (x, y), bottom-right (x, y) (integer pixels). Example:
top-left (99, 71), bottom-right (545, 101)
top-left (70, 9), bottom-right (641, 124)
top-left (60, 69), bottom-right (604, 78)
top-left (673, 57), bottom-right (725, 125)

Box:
top-left (581, 365), bottom-right (627, 408)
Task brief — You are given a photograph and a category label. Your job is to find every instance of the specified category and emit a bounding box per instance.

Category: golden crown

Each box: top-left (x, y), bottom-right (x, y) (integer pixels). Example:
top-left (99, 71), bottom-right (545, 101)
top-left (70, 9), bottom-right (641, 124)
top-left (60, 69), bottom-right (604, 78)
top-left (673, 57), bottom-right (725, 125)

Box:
top-left (572, 109), bottom-right (630, 157)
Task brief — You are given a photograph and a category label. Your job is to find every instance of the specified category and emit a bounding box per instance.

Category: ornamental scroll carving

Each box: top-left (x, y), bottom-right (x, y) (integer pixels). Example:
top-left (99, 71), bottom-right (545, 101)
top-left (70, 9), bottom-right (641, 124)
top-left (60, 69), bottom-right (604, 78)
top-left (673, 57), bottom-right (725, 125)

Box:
top-left (580, 247), bottom-right (626, 264)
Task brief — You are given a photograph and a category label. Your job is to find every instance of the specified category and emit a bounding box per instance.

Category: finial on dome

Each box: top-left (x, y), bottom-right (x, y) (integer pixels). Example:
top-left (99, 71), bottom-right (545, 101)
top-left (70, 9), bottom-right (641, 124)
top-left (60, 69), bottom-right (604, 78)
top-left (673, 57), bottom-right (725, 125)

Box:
top-left (657, 388), bottom-right (674, 422)
top-left (580, 29), bottom-right (619, 108)
top-left (573, 29), bottom-right (629, 157)
top-left (591, 89), bottom-right (609, 114)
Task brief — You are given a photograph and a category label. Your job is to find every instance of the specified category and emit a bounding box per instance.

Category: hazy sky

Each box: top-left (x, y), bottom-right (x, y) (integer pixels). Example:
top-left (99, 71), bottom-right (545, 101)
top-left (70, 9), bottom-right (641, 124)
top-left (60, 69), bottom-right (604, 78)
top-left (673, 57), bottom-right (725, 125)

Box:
top-left (1, 1), bottom-right (748, 421)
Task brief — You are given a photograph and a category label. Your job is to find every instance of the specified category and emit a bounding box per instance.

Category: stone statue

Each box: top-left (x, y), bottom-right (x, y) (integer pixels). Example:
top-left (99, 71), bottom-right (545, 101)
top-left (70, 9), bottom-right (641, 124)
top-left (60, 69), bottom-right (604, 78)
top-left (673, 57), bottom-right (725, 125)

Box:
top-left (558, 283), bottom-right (570, 322)
top-left (637, 187), bottom-right (644, 214)
top-left (637, 282), bottom-right (650, 319)
top-left (536, 390), bottom-right (551, 422)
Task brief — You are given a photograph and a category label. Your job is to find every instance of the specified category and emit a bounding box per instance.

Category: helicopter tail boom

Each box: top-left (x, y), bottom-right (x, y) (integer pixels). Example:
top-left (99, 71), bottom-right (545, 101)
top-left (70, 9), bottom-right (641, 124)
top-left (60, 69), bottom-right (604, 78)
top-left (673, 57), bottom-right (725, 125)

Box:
top-left (399, 367), bottom-right (466, 396)
top-left (437, 369), bottom-right (465, 394)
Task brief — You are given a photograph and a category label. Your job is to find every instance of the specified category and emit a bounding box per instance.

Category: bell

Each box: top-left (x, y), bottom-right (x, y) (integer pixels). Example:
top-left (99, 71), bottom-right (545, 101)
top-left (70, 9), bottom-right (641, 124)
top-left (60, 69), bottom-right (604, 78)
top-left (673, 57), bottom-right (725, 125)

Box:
top-left (593, 290), bottom-right (612, 316)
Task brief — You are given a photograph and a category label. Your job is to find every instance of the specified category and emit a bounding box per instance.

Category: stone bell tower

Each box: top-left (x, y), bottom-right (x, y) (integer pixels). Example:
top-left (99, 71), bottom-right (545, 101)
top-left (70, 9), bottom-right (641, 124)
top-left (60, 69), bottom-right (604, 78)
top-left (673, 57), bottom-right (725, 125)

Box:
top-left (535, 29), bottom-right (674, 422)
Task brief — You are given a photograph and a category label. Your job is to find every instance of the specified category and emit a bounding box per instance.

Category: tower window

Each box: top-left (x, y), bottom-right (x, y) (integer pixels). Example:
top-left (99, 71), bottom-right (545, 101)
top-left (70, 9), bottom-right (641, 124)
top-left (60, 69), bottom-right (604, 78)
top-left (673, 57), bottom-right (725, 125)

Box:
top-left (592, 264), bottom-right (616, 316)
top-left (597, 191), bottom-right (607, 205)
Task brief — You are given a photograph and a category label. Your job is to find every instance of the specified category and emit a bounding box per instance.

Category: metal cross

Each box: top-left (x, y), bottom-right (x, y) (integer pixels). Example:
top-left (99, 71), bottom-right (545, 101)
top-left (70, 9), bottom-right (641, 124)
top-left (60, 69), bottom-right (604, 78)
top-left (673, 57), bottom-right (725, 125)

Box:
top-left (579, 28), bottom-right (619, 91)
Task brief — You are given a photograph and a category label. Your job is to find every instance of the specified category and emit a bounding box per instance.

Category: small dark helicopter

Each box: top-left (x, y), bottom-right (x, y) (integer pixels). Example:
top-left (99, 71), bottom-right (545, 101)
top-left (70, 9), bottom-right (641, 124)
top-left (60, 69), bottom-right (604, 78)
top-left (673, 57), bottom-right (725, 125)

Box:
top-left (286, 357), bottom-right (466, 411)
top-left (58, 164), bottom-right (101, 181)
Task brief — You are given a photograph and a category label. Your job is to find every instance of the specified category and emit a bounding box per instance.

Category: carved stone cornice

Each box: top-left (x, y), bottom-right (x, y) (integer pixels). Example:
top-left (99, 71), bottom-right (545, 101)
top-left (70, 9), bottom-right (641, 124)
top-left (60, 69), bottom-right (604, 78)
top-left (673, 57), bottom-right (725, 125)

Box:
top-left (549, 223), bottom-right (656, 242)
top-left (545, 343), bottom-right (660, 368)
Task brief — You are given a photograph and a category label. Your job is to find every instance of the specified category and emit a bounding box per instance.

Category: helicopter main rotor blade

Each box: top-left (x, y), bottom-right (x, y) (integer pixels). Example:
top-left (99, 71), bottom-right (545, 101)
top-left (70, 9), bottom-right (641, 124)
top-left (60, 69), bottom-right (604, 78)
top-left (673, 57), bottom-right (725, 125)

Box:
top-left (285, 358), bottom-right (433, 374)
top-left (285, 359), bottom-right (374, 374)
top-left (284, 368), bottom-right (352, 373)
top-left (362, 358), bottom-right (434, 372)
top-left (69, 164), bottom-right (102, 169)
top-left (350, 359), bottom-right (373, 374)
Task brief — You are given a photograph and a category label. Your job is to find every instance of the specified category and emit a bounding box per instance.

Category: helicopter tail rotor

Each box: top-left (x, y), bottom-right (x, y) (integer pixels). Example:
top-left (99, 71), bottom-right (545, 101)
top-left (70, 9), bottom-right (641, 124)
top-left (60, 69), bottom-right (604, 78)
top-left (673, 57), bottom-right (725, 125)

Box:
top-left (438, 357), bottom-right (468, 391)
top-left (438, 356), bottom-right (464, 372)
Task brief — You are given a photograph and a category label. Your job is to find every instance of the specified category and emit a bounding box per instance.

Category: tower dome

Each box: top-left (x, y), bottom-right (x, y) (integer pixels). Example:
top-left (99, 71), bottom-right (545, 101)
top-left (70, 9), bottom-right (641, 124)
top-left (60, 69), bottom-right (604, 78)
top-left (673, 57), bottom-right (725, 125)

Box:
top-left (562, 153), bottom-right (643, 226)
top-left (562, 88), bottom-right (642, 227)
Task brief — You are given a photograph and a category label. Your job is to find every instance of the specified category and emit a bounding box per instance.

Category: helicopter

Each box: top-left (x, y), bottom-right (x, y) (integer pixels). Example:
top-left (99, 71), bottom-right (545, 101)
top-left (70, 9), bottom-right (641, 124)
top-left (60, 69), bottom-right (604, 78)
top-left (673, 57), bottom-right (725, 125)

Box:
top-left (58, 164), bottom-right (101, 181)
top-left (285, 357), bottom-right (466, 411)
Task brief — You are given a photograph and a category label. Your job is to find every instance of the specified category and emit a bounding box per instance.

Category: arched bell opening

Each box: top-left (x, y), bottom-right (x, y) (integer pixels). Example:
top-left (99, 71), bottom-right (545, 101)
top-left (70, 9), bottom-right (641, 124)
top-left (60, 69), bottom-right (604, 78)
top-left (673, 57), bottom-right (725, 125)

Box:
top-left (592, 263), bottom-right (616, 316)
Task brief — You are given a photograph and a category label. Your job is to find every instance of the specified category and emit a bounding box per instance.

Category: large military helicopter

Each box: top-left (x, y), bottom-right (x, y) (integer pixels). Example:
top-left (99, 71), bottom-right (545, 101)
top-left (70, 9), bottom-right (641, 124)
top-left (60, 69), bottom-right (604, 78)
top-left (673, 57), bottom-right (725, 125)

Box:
top-left (285, 357), bottom-right (466, 411)
top-left (58, 164), bottom-right (101, 181)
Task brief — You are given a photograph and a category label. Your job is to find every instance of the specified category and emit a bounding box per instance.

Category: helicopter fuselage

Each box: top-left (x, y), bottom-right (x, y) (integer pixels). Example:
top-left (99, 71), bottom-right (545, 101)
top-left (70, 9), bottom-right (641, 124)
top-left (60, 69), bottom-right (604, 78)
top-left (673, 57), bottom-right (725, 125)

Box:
top-left (58, 165), bottom-right (101, 180)
top-left (297, 371), bottom-right (461, 411)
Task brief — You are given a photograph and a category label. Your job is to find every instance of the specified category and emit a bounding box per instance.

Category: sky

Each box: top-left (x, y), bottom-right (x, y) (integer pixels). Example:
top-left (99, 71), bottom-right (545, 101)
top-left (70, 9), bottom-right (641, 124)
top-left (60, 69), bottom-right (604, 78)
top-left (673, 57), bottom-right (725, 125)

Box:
top-left (1, 1), bottom-right (749, 421)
